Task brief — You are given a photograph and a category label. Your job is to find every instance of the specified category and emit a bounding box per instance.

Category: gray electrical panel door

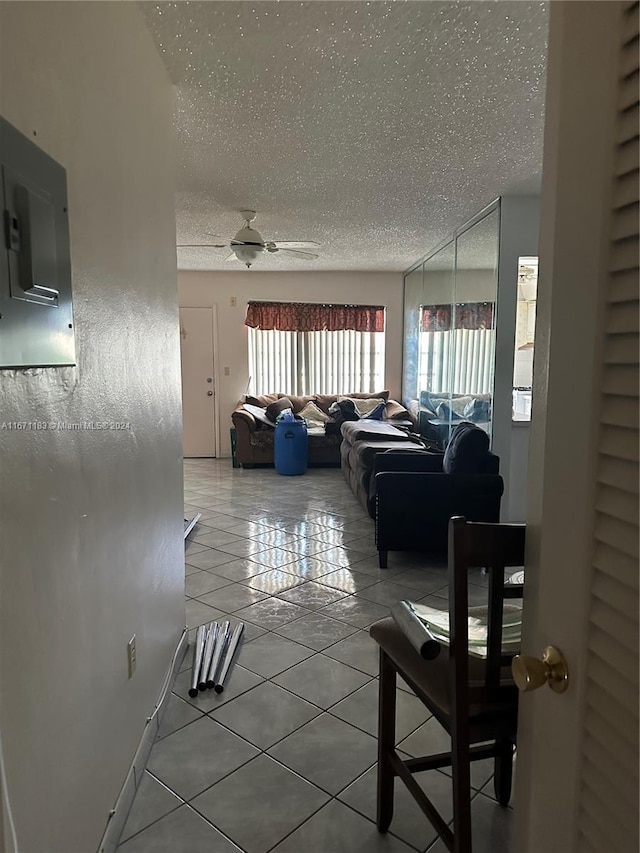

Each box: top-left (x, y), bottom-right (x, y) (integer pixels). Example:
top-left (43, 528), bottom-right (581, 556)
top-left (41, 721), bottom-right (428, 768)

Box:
top-left (0, 116), bottom-right (75, 367)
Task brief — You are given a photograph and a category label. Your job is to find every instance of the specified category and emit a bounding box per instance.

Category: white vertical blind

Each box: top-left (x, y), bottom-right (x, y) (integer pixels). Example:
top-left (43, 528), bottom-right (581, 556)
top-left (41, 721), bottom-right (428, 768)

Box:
top-left (418, 329), bottom-right (495, 395)
top-left (577, 4), bottom-right (639, 851)
top-left (248, 328), bottom-right (385, 396)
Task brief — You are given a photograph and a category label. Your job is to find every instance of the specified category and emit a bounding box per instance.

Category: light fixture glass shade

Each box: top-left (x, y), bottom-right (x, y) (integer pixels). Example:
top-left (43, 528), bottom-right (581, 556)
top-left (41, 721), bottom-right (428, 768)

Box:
top-left (233, 243), bottom-right (264, 266)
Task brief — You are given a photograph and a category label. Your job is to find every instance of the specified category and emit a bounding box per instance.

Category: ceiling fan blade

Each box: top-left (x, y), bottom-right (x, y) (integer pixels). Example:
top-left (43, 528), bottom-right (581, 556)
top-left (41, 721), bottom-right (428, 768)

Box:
top-left (205, 233), bottom-right (232, 243)
top-left (267, 240), bottom-right (321, 249)
top-left (224, 252), bottom-right (237, 261)
top-left (177, 243), bottom-right (229, 249)
top-left (272, 247), bottom-right (320, 260)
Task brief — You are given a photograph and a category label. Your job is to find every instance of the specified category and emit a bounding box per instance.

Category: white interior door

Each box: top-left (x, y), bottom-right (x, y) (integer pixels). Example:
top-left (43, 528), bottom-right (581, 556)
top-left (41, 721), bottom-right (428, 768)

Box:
top-left (179, 306), bottom-right (217, 458)
top-left (513, 3), bottom-right (639, 851)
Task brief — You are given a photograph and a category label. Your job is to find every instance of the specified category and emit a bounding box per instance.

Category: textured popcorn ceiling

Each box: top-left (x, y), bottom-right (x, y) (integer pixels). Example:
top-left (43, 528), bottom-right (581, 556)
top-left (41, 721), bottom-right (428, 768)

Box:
top-left (143, 1), bottom-right (548, 271)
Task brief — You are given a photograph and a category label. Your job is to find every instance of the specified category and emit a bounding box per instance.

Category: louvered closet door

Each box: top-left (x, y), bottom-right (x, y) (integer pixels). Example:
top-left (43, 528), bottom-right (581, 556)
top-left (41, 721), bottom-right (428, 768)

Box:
top-left (513, 3), bottom-right (639, 851)
top-left (578, 4), bottom-right (639, 851)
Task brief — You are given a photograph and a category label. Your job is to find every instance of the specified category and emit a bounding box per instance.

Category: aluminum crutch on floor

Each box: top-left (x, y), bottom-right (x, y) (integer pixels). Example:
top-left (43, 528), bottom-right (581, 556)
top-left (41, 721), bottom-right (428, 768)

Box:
top-left (198, 622), bottom-right (219, 691)
top-left (188, 625), bottom-right (207, 697)
top-left (206, 620), bottom-right (231, 688)
top-left (215, 623), bottom-right (245, 693)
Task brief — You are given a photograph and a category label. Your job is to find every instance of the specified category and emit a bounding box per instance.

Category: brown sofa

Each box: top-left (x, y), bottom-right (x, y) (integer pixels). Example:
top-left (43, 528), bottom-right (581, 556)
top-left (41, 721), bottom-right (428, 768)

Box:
top-left (231, 391), bottom-right (412, 467)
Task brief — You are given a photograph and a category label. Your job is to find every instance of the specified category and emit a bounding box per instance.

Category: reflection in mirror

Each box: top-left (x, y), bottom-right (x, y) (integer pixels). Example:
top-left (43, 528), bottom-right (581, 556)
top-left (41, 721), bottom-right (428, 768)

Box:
top-left (513, 256), bottom-right (538, 420)
top-left (414, 210), bottom-right (499, 448)
top-left (449, 210), bottom-right (499, 443)
top-left (417, 241), bottom-right (455, 445)
top-left (402, 264), bottom-right (423, 410)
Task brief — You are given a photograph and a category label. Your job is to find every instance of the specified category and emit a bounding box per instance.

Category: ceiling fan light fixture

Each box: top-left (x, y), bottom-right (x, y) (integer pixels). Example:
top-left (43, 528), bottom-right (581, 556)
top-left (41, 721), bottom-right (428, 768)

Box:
top-left (232, 242), bottom-right (264, 268)
top-left (234, 225), bottom-right (265, 245)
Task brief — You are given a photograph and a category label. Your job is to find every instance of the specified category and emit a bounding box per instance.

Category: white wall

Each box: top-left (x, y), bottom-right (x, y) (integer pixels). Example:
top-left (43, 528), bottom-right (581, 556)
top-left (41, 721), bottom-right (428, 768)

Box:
top-left (0, 5), bottom-right (184, 851)
top-left (509, 423), bottom-right (531, 522)
top-left (493, 196), bottom-right (540, 521)
top-left (178, 270), bottom-right (404, 456)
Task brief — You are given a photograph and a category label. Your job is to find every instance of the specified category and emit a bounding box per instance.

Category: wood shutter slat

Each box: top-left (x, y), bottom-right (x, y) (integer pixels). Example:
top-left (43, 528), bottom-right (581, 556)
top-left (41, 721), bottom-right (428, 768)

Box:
top-left (614, 136), bottom-right (639, 175)
top-left (595, 481), bottom-right (640, 522)
top-left (612, 171), bottom-right (640, 207)
top-left (592, 542), bottom-right (639, 590)
top-left (605, 301), bottom-right (640, 333)
top-left (597, 454), bottom-right (639, 492)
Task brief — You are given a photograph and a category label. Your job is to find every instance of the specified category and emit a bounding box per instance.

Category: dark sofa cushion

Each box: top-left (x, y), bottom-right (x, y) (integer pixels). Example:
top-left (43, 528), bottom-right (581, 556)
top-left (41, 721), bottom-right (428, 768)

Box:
top-left (266, 397), bottom-right (294, 422)
top-left (443, 422), bottom-right (490, 474)
top-left (246, 393), bottom-right (280, 407)
top-left (329, 399), bottom-right (360, 423)
top-left (341, 421), bottom-right (418, 443)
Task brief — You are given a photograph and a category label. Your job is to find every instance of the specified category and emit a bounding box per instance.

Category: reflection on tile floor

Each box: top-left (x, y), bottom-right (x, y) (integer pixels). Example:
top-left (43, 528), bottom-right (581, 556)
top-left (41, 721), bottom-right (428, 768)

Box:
top-left (117, 460), bottom-right (513, 853)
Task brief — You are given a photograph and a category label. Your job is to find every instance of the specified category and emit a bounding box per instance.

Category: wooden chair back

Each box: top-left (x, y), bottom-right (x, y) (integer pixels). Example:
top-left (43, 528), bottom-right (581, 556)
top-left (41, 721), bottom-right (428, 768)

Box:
top-left (448, 516), bottom-right (525, 710)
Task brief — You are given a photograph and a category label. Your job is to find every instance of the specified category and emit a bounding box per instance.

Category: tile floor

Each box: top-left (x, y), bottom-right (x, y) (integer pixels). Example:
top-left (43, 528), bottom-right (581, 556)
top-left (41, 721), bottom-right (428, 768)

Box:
top-left (117, 459), bottom-right (513, 853)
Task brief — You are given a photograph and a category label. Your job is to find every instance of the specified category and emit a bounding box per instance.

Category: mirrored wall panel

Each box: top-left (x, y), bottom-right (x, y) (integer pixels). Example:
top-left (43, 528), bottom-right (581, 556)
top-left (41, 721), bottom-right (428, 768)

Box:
top-left (403, 205), bottom-right (499, 447)
top-left (402, 264), bottom-right (423, 412)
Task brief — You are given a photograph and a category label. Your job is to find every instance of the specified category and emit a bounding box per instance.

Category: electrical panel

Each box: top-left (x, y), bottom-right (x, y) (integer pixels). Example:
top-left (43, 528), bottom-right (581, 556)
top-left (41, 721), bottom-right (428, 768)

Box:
top-left (0, 116), bottom-right (75, 368)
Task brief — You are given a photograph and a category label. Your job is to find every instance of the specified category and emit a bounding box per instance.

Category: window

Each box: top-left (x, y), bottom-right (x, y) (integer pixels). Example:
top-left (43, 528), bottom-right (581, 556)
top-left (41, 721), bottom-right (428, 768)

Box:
top-left (245, 301), bottom-right (385, 396)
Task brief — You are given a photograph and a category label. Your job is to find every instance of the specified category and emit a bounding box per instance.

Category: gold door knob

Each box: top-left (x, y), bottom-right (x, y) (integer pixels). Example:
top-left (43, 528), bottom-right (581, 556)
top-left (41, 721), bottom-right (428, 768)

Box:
top-left (511, 646), bottom-right (569, 694)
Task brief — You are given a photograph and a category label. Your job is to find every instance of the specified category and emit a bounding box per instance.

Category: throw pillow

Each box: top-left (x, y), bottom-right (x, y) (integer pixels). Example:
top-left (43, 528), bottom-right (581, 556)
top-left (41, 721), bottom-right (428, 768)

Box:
top-left (350, 390), bottom-right (390, 402)
top-left (328, 399), bottom-right (360, 423)
top-left (435, 402), bottom-right (463, 422)
top-left (286, 395), bottom-right (316, 414)
top-left (339, 396), bottom-right (385, 416)
top-left (385, 400), bottom-right (412, 420)
top-left (299, 401), bottom-right (330, 424)
top-left (450, 396), bottom-right (475, 417)
top-left (245, 393), bottom-right (279, 408)
top-left (419, 391), bottom-right (448, 416)
top-left (463, 398), bottom-right (492, 422)
top-left (266, 397), bottom-right (294, 423)
top-left (364, 401), bottom-right (386, 420)
top-left (316, 391), bottom-right (389, 413)
top-left (242, 403), bottom-right (276, 427)
top-left (443, 422), bottom-right (490, 474)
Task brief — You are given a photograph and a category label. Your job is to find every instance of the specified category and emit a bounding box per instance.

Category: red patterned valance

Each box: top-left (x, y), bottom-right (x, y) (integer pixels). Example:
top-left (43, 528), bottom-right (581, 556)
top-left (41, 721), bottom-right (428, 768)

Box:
top-left (245, 301), bottom-right (386, 333)
top-left (421, 302), bottom-right (494, 333)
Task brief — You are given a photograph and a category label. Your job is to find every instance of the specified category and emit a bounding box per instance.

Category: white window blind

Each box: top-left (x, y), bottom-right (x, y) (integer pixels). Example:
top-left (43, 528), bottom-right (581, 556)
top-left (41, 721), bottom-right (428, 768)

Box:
top-left (577, 4), bottom-right (639, 851)
top-left (248, 327), bottom-right (385, 396)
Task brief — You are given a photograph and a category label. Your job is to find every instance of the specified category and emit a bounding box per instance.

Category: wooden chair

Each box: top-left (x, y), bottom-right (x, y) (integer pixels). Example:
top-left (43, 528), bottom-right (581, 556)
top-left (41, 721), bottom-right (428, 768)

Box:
top-left (369, 516), bottom-right (525, 853)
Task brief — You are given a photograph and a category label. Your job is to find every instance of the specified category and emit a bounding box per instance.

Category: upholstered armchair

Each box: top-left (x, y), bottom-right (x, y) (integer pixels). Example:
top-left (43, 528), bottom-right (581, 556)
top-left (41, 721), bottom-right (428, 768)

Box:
top-left (374, 422), bottom-right (504, 567)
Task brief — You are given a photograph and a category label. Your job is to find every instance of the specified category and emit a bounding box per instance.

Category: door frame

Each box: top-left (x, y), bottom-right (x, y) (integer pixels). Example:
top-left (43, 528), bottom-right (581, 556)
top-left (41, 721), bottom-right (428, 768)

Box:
top-left (512, 3), bottom-right (623, 850)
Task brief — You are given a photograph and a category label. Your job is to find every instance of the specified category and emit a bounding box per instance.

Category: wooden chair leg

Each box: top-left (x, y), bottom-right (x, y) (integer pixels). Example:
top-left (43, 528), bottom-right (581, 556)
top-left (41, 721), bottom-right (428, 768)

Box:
top-left (378, 549), bottom-right (388, 568)
top-left (493, 739), bottom-right (514, 807)
top-left (451, 724), bottom-right (472, 852)
top-left (376, 649), bottom-right (396, 832)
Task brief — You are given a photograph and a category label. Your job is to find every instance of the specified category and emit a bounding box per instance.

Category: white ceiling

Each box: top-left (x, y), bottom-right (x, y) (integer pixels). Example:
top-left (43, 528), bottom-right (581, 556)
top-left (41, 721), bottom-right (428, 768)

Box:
top-left (142, 1), bottom-right (548, 272)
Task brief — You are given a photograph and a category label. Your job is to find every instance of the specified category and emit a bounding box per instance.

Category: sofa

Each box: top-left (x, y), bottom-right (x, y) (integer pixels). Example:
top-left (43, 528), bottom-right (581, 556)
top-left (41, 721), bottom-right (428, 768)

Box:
top-left (413, 390), bottom-right (492, 448)
top-left (374, 422), bottom-right (503, 567)
top-left (231, 391), bottom-right (413, 467)
top-left (340, 420), bottom-right (432, 516)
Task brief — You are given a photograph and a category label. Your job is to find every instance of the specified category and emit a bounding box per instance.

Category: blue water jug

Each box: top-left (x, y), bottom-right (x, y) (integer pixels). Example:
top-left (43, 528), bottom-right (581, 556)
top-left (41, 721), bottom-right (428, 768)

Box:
top-left (274, 417), bottom-right (308, 476)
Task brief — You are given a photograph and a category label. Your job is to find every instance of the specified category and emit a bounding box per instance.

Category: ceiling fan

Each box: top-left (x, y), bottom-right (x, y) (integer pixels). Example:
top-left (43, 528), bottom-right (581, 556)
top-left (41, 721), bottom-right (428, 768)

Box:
top-left (177, 210), bottom-right (321, 268)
